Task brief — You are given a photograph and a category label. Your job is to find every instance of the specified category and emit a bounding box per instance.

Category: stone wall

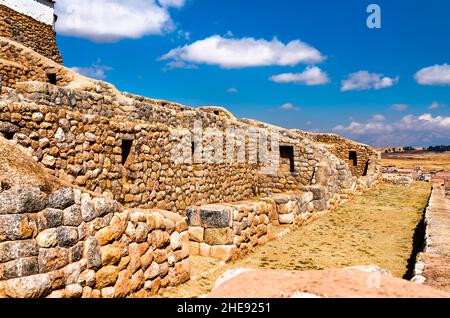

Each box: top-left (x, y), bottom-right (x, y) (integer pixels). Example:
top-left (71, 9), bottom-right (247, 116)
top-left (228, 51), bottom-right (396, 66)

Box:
top-left (0, 5), bottom-right (62, 64)
top-left (412, 181), bottom-right (450, 291)
top-left (0, 39), bottom-right (70, 90)
top-left (0, 99), bottom-right (261, 212)
top-left (0, 185), bottom-right (190, 298)
top-left (186, 177), bottom-right (378, 262)
top-left (302, 132), bottom-right (380, 177)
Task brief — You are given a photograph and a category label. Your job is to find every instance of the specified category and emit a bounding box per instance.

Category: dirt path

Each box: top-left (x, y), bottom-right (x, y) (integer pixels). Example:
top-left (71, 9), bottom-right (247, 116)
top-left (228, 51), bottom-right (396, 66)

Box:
top-left (159, 182), bottom-right (431, 298)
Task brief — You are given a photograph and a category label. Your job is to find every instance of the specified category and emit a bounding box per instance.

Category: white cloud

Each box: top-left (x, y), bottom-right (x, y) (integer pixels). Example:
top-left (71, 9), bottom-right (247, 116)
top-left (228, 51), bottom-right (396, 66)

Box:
top-left (279, 103), bottom-right (300, 111)
top-left (56, 0), bottom-right (186, 42)
top-left (160, 35), bottom-right (325, 69)
top-left (269, 66), bottom-right (330, 86)
top-left (372, 114), bottom-right (386, 121)
top-left (334, 113), bottom-right (450, 146)
top-left (340, 71), bottom-right (399, 91)
top-left (391, 104), bottom-right (408, 111)
top-left (227, 87), bottom-right (238, 93)
top-left (415, 64), bottom-right (450, 85)
top-left (158, 0), bottom-right (186, 8)
top-left (70, 61), bottom-right (112, 80)
top-left (428, 101), bottom-right (446, 110)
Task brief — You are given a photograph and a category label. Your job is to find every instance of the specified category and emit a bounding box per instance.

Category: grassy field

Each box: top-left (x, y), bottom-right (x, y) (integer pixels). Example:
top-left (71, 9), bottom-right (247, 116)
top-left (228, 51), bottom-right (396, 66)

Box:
top-left (159, 182), bottom-right (431, 298)
top-left (382, 152), bottom-right (450, 171)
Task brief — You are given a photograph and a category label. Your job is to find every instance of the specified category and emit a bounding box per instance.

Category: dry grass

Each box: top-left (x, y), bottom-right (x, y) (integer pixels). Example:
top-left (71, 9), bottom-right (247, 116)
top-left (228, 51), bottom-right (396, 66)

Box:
top-left (382, 152), bottom-right (450, 171)
top-left (159, 182), bottom-right (431, 298)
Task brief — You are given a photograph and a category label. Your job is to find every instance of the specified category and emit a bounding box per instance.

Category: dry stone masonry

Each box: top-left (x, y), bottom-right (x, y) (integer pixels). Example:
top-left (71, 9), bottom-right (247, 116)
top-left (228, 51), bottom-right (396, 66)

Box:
top-left (0, 4), bottom-right (383, 297)
top-left (0, 2), bottom-right (62, 64)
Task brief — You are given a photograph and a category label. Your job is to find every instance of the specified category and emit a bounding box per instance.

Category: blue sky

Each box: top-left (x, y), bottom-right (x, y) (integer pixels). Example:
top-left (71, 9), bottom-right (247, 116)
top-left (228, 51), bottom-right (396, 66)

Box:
top-left (55, 0), bottom-right (450, 146)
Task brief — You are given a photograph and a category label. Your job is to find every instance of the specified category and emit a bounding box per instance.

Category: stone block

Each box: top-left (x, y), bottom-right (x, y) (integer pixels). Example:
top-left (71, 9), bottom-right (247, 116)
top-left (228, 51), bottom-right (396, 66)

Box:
top-left (84, 237), bottom-right (101, 270)
top-left (38, 247), bottom-right (70, 273)
top-left (204, 228), bottom-right (233, 245)
top-left (0, 257), bottom-right (39, 279)
top-left (63, 205), bottom-right (82, 226)
top-left (0, 187), bottom-right (43, 214)
top-left (45, 188), bottom-right (75, 210)
top-left (209, 245), bottom-right (235, 261)
top-left (36, 228), bottom-right (58, 248)
top-left (0, 240), bottom-right (39, 263)
top-left (95, 266), bottom-right (119, 289)
top-left (313, 199), bottom-right (327, 211)
top-left (279, 213), bottom-right (295, 225)
top-left (5, 274), bottom-right (51, 298)
top-left (199, 205), bottom-right (233, 228)
top-left (168, 259), bottom-right (190, 286)
top-left (150, 230), bottom-right (170, 249)
top-left (0, 214), bottom-right (33, 241)
top-left (189, 242), bottom-right (200, 255)
top-left (42, 208), bottom-right (64, 228)
top-left (199, 243), bottom-right (211, 257)
top-left (100, 242), bottom-right (123, 266)
top-left (57, 226), bottom-right (79, 247)
top-left (188, 226), bottom-right (204, 243)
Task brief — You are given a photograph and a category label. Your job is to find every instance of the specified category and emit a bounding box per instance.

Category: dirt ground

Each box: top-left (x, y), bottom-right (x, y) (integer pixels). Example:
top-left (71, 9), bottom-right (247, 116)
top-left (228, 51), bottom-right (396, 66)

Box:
top-left (382, 152), bottom-right (450, 171)
top-left (159, 182), bottom-right (431, 298)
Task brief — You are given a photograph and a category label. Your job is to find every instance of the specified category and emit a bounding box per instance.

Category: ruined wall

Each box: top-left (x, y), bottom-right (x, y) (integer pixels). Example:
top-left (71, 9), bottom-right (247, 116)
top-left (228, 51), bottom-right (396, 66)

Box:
top-left (0, 39), bottom-right (70, 90)
top-left (0, 184), bottom-right (190, 298)
top-left (0, 5), bottom-right (62, 64)
top-left (0, 98), bottom-right (261, 212)
top-left (413, 181), bottom-right (450, 291)
top-left (302, 132), bottom-right (380, 177)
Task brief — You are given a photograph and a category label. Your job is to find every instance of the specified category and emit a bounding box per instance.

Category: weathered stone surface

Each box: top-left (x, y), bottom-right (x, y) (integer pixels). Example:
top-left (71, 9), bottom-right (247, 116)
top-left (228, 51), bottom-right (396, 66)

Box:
top-left (0, 214), bottom-right (33, 241)
top-left (38, 247), bottom-right (70, 273)
top-left (204, 228), bottom-right (233, 246)
top-left (0, 257), bottom-right (39, 279)
top-left (0, 187), bottom-right (42, 214)
top-left (168, 259), bottom-right (190, 286)
top-left (141, 248), bottom-right (155, 270)
top-left (42, 208), bottom-right (64, 228)
top-left (144, 261), bottom-right (159, 280)
top-left (199, 206), bottom-right (233, 228)
top-left (45, 188), bottom-right (75, 210)
top-left (95, 266), bottom-right (119, 289)
top-left (63, 205), bottom-right (83, 226)
top-left (113, 269), bottom-right (132, 298)
top-left (0, 240), bottom-right (38, 263)
top-left (95, 216), bottom-right (126, 246)
top-left (158, 262), bottom-right (169, 277)
top-left (0, 121), bottom-right (19, 134)
top-left (135, 222), bottom-right (149, 243)
top-left (57, 226), bottom-right (79, 247)
top-left (129, 269), bottom-right (145, 293)
top-left (84, 237), bottom-right (101, 270)
top-left (199, 243), bottom-right (211, 257)
top-left (188, 226), bottom-right (204, 243)
top-left (210, 245), bottom-right (235, 261)
top-left (5, 274), bottom-right (51, 298)
top-left (313, 199), bottom-right (327, 211)
top-left (186, 207), bottom-right (201, 227)
top-left (151, 230), bottom-right (170, 249)
top-left (65, 284), bottom-right (83, 298)
top-left (36, 228), bottom-right (58, 248)
top-left (279, 213), bottom-right (295, 224)
top-left (100, 242), bottom-right (123, 266)
top-left (170, 231), bottom-right (182, 251)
